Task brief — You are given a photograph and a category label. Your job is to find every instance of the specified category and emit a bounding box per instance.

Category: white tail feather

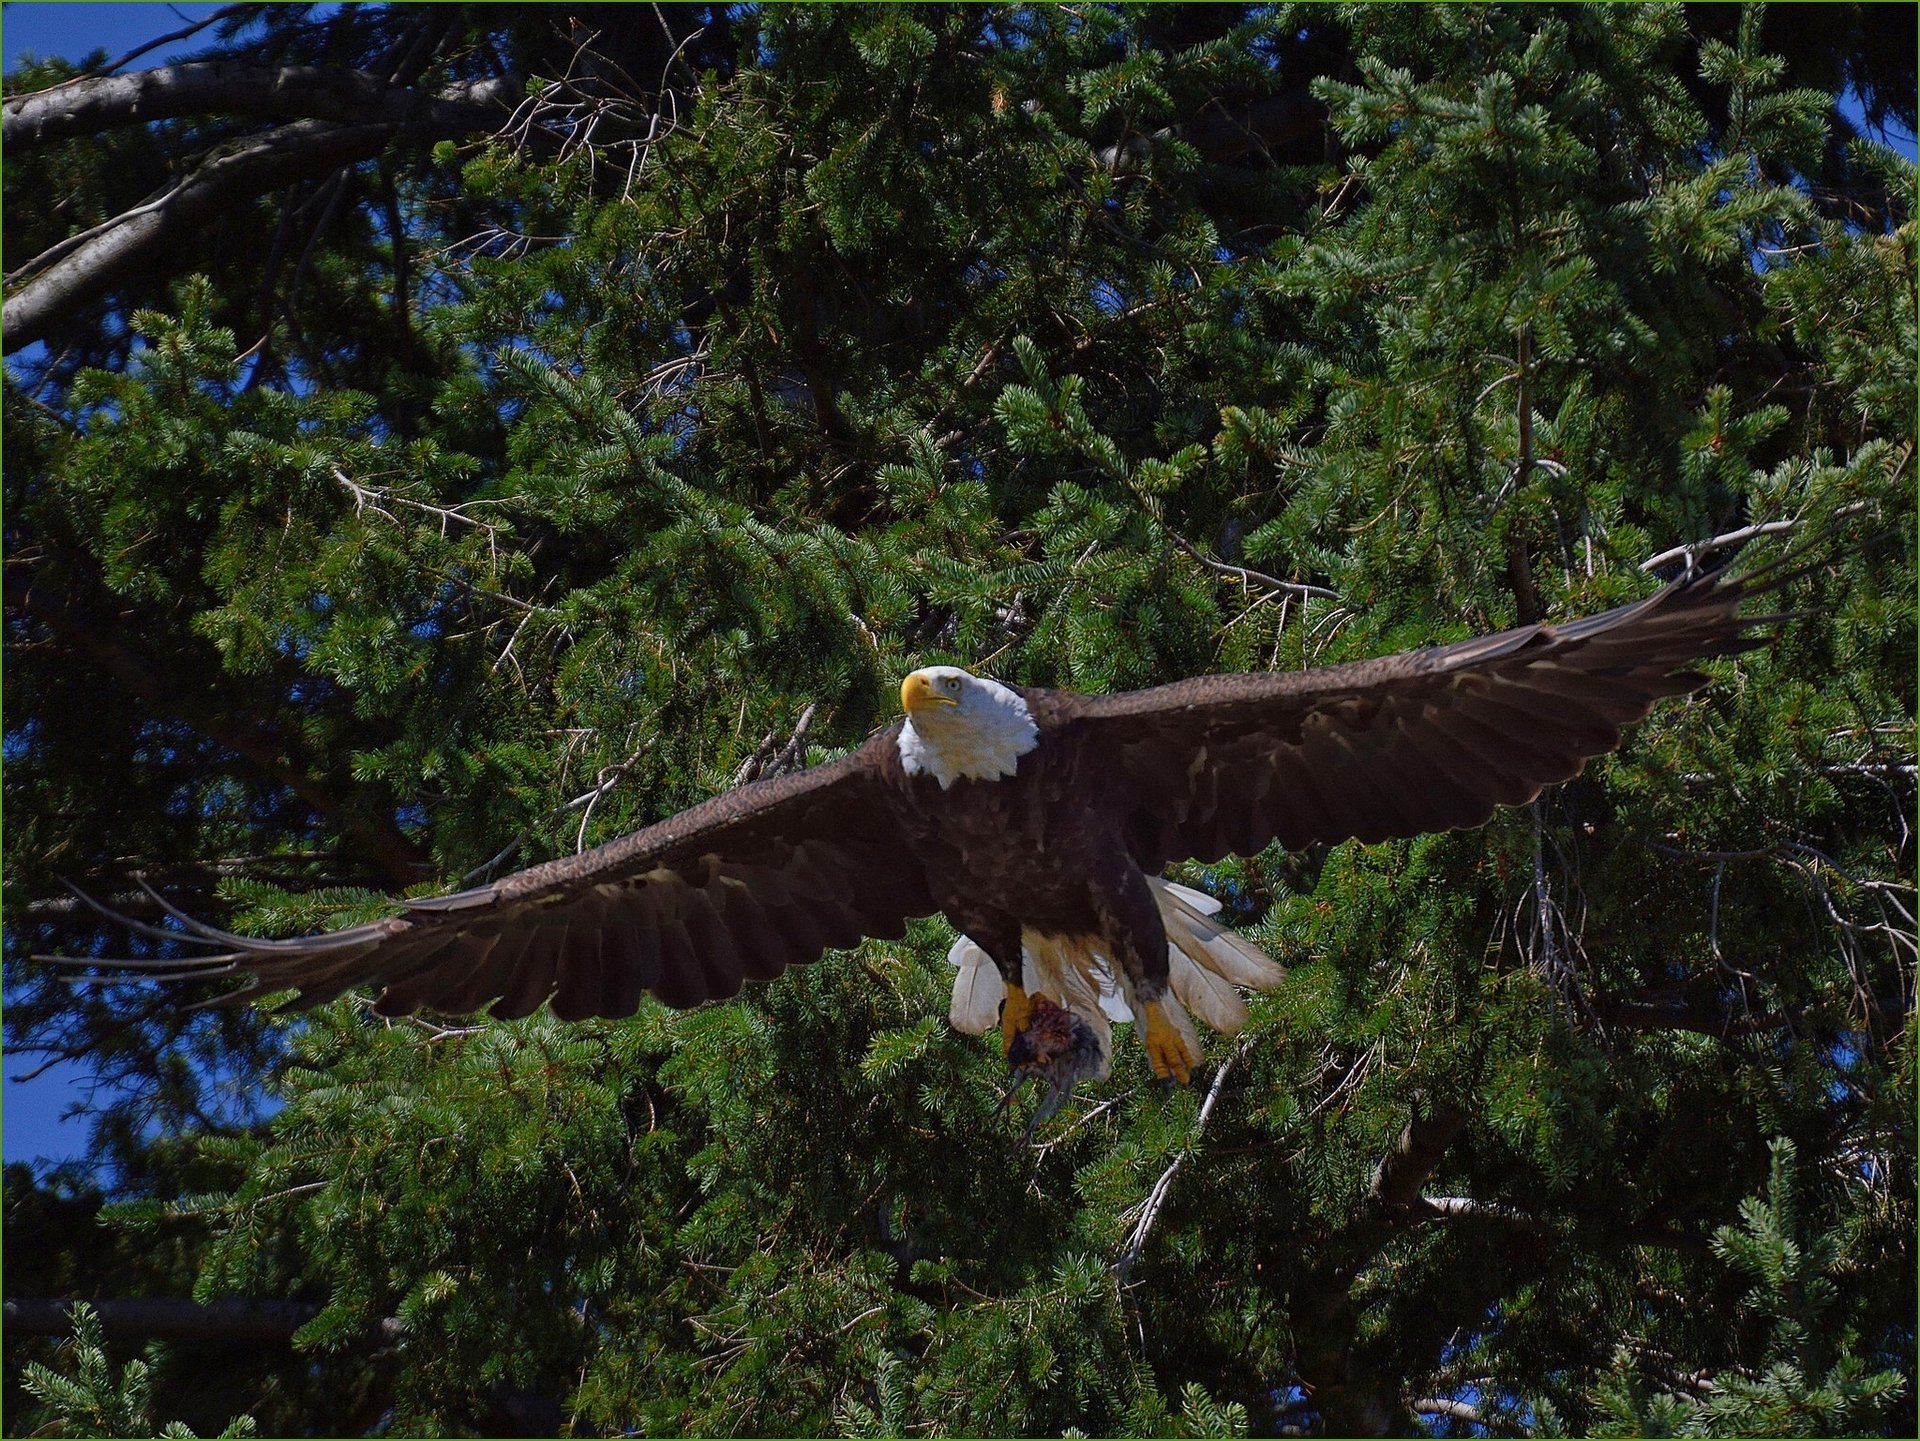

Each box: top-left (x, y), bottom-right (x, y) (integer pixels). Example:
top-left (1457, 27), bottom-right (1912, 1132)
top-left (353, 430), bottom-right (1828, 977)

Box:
top-left (1168, 948), bottom-right (1250, 1033)
top-left (943, 877), bottom-right (1287, 1056)
top-left (1158, 884), bottom-right (1288, 989)
top-left (1160, 880), bottom-right (1224, 916)
top-left (947, 936), bottom-right (1005, 1035)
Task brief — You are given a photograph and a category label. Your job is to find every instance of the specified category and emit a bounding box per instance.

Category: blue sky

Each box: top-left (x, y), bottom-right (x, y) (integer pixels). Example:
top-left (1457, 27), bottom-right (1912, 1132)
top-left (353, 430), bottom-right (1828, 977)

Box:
top-left (4, 2), bottom-right (236, 71)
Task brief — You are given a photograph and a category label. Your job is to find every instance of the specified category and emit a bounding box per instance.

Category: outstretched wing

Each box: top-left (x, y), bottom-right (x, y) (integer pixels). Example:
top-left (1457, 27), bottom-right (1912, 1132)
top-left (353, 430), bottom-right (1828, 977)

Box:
top-left (59, 729), bottom-right (933, 1021)
top-left (1058, 566), bottom-right (1780, 871)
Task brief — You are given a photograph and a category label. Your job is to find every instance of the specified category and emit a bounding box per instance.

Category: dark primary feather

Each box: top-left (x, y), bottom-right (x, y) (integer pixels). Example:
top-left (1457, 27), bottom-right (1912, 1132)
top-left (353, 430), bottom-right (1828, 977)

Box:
top-left (1055, 563), bottom-right (1777, 870)
top-left (53, 734), bottom-right (934, 1022)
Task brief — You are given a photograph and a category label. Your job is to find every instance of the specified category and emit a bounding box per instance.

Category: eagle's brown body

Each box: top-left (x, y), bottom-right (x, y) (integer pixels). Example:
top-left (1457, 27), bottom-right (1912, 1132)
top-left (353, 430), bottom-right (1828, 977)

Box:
top-left (886, 694), bottom-right (1164, 1005)
top-left (69, 563), bottom-right (1782, 1083)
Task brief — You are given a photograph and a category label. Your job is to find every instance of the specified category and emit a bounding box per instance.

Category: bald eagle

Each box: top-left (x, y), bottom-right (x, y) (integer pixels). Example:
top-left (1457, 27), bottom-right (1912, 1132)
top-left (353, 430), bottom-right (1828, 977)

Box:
top-left (65, 565), bottom-right (1777, 1104)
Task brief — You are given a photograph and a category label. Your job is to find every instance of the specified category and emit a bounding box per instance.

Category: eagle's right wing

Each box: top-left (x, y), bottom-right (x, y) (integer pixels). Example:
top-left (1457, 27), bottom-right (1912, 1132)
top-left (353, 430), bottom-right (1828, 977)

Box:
top-left (1058, 565), bottom-right (1780, 872)
top-left (52, 729), bottom-right (935, 1021)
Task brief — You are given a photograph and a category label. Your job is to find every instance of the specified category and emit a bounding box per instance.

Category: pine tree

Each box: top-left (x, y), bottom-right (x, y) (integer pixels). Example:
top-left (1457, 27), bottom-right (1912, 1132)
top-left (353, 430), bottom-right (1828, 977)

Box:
top-left (6, 5), bottom-right (1912, 1436)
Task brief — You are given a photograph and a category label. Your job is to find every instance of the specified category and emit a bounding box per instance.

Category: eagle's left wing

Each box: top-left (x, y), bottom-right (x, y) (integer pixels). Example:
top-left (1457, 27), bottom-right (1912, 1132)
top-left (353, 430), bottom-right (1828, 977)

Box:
top-left (1054, 566), bottom-right (1777, 872)
top-left (50, 728), bottom-right (935, 1021)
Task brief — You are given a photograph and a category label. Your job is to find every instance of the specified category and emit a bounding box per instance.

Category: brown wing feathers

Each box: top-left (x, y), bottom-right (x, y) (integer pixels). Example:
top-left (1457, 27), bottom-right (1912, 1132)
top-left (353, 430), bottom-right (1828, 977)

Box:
top-left (53, 564), bottom-right (1776, 1022)
top-left (54, 742), bottom-right (932, 1022)
top-left (1089, 565), bottom-right (1773, 869)
top-left (368, 832), bottom-right (927, 1020)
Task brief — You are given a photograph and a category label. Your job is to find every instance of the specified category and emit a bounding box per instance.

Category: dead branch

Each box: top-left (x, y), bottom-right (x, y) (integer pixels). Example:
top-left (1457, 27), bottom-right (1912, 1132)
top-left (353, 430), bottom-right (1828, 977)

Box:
top-left (3, 75), bottom-right (529, 353)
top-left (1167, 531), bottom-right (1341, 600)
top-left (732, 703), bottom-right (821, 788)
top-left (1411, 1397), bottom-right (1490, 1427)
top-left (456, 736), bottom-right (657, 884)
top-left (1422, 1195), bottom-right (1550, 1231)
top-left (1115, 1034), bottom-right (1252, 1282)
top-left (1638, 499), bottom-right (1868, 574)
top-left (3, 63), bottom-right (518, 151)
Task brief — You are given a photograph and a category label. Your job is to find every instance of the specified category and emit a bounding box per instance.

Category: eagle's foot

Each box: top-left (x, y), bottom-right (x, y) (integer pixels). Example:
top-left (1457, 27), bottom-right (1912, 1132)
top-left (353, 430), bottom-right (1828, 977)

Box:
top-left (1142, 1000), bottom-right (1197, 1085)
top-left (999, 982), bottom-right (1034, 1058)
top-left (1000, 994), bottom-right (1105, 1145)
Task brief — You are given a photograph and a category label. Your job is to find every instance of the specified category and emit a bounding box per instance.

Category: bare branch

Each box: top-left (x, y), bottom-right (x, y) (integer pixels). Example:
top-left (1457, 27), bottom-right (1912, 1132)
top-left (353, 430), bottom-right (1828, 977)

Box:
top-left (1638, 499), bottom-right (1868, 574)
top-left (1367, 1102), bottom-right (1471, 1213)
top-left (1168, 532), bottom-right (1341, 600)
top-left (731, 703), bottom-right (821, 788)
top-left (1423, 1195), bottom-right (1550, 1231)
top-left (3, 76), bottom-right (528, 352)
top-left (1424, 1196), bottom-right (1710, 1252)
top-left (3, 63), bottom-right (518, 151)
top-left (8, 4), bottom-right (257, 94)
top-left (1639, 519), bottom-right (1802, 574)
top-left (455, 736), bottom-right (657, 885)
top-left (1115, 1034), bottom-right (1251, 1281)
top-left (1412, 1397), bottom-right (1490, 1427)
top-left (769, 702), bottom-right (819, 778)
top-left (333, 466), bottom-right (509, 558)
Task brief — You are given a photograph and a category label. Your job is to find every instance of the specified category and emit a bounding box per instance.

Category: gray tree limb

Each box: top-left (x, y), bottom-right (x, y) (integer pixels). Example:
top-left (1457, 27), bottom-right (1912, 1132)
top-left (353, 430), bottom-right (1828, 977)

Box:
top-left (6, 120), bottom-right (414, 352)
top-left (2, 63), bottom-right (516, 150)
top-left (1413, 1396), bottom-right (1495, 1427)
top-left (2, 73), bottom-right (523, 353)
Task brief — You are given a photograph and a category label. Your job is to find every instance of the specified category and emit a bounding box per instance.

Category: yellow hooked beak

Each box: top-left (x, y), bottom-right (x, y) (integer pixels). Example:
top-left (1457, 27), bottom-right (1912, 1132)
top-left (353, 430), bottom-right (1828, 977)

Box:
top-left (901, 671), bottom-right (960, 715)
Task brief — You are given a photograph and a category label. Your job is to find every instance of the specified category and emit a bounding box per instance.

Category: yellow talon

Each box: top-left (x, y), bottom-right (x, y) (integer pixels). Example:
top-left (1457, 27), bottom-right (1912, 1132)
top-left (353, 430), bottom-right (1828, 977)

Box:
top-left (1143, 1000), bottom-right (1197, 1084)
top-left (1000, 983), bottom-right (1033, 1056)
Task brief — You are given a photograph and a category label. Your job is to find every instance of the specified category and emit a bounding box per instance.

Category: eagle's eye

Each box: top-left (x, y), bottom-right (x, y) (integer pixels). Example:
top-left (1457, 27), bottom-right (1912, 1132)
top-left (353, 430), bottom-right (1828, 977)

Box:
top-left (942, 675), bottom-right (961, 693)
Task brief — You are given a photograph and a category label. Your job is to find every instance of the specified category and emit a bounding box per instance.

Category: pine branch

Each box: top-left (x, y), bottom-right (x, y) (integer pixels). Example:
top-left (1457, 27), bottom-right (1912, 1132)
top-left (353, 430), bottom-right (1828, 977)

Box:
top-left (5, 568), bottom-right (428, 887)
top-left (1115, 1034), bottom-right (1252, 1282)
top-left (3, 1297), bottom-right (401, 1348)
top-left (1292, 1102), bottom-right (1471, 1436)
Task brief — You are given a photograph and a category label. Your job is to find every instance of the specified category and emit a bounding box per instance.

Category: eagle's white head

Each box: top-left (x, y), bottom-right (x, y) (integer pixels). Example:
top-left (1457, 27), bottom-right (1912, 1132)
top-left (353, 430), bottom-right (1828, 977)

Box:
top-left (897, 666), bottom-right (1038, 789)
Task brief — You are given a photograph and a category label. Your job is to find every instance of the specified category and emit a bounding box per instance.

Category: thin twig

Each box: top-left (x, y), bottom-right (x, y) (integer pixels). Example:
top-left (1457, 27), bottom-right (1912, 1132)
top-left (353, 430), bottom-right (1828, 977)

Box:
top-left (1639, 499), bottom-right (1869, 574)
top-left (1115, 1034), bottom-right (1253, 1281)
top-left (1167, 532), bottom-right (1340, 599)
top-left (457, 737), bottom-right (654, 884)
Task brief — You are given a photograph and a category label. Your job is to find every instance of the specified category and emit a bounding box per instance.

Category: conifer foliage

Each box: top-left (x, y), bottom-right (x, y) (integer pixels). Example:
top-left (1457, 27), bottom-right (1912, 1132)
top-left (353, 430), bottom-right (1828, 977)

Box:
top-left (5, 5), bottom-right (1913, 1436)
